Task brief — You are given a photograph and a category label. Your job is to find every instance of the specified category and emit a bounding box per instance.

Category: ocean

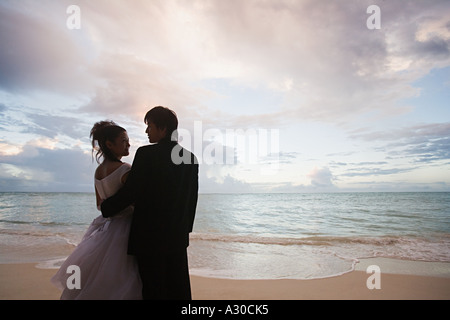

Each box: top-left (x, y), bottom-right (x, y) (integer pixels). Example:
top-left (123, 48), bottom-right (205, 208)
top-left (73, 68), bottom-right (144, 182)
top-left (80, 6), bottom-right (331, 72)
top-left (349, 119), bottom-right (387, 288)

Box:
top-left (1, 192), bottom-right (449, 279)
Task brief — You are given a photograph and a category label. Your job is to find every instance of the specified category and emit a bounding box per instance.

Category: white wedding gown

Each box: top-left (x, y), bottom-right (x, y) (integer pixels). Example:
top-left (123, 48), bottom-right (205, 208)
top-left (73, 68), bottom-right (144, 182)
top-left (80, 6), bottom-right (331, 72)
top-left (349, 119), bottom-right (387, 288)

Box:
top-left (51, 163), bottom-right (142, 299)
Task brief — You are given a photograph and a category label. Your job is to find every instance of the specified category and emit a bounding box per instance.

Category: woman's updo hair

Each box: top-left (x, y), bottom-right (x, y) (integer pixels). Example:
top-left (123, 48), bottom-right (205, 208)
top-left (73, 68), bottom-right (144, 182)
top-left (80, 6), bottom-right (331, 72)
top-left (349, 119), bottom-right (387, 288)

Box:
top-left (90, 120), bottom-right (126, 163)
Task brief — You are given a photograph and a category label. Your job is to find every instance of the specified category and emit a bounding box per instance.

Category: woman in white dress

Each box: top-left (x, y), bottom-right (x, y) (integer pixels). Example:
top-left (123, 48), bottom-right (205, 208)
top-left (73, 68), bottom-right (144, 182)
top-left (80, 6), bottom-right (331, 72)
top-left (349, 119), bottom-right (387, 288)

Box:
top-left (51, 121), bottom-right (142, 299)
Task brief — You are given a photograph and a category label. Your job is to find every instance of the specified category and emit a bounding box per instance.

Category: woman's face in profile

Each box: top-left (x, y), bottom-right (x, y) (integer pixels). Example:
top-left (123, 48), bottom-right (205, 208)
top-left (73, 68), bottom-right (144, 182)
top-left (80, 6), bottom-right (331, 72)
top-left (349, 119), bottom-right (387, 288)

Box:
top-left (108, 131), bottom-right (130, 158)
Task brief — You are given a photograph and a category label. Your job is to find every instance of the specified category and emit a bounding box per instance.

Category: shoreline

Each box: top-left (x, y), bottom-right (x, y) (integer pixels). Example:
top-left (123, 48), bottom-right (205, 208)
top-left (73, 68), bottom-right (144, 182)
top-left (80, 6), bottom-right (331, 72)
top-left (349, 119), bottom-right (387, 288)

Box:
top-left (1, 258), bottom-right (449, 300)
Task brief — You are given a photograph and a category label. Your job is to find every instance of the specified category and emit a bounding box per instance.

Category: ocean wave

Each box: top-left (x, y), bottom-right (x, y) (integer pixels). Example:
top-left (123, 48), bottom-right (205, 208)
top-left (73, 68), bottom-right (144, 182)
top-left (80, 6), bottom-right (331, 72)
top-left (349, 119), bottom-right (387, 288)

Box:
top-left (191, 232), bottom-right (426, 246)
top-left (0, 219), bottom-right (29, 225)
top-left (0, 228), bottom-right (55, 237)
top-left (190, 232), bottom-right (450, 262)
top-left (0, 219), bottom-right (86, 227)
top-left (0, 228), bottom-right (80, 247)
top-left (36, 258), bottom-right (67, 269)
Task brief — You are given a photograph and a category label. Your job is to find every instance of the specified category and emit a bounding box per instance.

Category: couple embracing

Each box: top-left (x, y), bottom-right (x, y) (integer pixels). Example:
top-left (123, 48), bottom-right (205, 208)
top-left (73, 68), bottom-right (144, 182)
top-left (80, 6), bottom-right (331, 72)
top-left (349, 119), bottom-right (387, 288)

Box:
top-left (51, 106), bottom-right (199, 300)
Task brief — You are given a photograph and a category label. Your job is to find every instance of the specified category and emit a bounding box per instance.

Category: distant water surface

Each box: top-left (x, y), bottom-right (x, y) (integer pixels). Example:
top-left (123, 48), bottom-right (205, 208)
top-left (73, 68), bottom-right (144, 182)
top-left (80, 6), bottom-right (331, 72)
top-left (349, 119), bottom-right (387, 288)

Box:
top-left (1, 192), bottom-right (449, 279)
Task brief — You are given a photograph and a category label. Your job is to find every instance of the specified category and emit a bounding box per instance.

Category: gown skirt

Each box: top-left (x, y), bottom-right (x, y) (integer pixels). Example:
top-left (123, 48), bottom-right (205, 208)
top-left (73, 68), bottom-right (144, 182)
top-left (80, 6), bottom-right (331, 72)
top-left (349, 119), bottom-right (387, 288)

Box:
top-left (51, 207), bottom-right (142, 300)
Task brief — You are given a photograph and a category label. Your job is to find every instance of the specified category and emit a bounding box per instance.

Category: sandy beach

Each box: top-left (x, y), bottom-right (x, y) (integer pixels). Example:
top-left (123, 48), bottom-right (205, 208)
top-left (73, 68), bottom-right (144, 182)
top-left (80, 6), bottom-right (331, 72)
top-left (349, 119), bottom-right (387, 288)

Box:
top-left (1, 260), bottom-right (449, 300)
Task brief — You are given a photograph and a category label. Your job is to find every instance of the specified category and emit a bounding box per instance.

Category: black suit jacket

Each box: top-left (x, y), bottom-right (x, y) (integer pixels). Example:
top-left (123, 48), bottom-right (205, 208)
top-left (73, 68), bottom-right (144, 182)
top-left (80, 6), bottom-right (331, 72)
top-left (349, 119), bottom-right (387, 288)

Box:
top-left (101, 140), bottom-right (198, 256)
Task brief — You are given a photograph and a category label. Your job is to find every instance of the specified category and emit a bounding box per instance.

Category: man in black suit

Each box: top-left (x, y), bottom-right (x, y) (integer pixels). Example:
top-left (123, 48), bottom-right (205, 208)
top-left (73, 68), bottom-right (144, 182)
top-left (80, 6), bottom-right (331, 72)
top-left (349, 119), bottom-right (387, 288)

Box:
top-left (101, 106), bottom-right (198, 300)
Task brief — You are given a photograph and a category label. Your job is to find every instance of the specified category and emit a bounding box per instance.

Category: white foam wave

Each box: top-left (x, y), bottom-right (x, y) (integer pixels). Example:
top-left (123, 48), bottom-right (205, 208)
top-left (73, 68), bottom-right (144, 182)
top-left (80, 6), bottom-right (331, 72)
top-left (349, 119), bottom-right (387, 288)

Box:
top-left (190, 232), bottom-right (450, 262)
top-left (36, 257), bottom-right (67, 269)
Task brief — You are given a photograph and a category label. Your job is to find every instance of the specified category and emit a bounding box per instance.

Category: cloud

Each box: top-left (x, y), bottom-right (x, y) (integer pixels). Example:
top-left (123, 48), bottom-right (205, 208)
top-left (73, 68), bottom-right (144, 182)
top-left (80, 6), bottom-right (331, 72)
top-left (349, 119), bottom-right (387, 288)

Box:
top-left (0, 102), bottom-right (94, 160)
top-left (2, 0), bottom-right (449, 128)
top-left (199, 171), bottom-right (255, 194)
top-left (340, 167), bottom-right (413, 178)
top-left (307, 166), bottom-right (335, 188)
top-left (0, 142), bottom-right (95, 192)
top-left (350, 122), bottom-right (450, 164)
top-left (0, 2), bottom-right (91, 94)
top-left (384, 124), bottom-right (450, 163)
top-left (79, 53), bottom-right (209, 121)
top-left (187, 0), bottom-right (450, 124)
top-left (0, 141), bottom-right (22, 156)
top-left (260, 152), bottom-right (299, 165)
top-left (24, 113), bottom-right (87, 140)
top-left (0, 1), bottom-right (449, 193)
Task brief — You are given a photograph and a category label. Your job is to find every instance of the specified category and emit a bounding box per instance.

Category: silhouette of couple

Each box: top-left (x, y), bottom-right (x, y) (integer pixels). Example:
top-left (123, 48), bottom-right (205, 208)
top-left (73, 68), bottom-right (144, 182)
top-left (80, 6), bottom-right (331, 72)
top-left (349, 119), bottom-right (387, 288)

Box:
top-left (52, 106), bottom-right (199, 300)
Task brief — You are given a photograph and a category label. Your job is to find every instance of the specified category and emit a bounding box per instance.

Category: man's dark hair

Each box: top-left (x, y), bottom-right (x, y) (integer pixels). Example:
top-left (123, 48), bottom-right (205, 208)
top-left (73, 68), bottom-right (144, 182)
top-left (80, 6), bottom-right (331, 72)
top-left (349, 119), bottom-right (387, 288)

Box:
top-left (144, 106), bottom-right (178, 141)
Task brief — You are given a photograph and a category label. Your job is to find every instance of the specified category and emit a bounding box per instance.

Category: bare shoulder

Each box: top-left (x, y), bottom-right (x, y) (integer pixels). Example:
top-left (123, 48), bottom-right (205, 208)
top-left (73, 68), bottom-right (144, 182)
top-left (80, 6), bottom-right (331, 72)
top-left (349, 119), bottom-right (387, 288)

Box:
top-left (94, 164), bottom-right (105, 180)
top-left (95, 161), bottom-right (125, 180)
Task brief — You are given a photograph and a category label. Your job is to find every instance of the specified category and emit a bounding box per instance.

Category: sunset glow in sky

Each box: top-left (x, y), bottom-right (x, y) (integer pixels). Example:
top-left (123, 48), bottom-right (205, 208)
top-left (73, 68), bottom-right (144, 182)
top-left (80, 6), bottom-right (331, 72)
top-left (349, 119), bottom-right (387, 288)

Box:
top-left (1, 0), bottom-right (449, 193)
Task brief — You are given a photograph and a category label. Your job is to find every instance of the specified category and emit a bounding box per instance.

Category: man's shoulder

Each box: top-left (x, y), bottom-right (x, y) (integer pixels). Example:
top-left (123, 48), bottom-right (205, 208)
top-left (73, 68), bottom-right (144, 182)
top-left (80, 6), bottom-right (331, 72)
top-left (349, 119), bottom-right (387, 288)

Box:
top-left (172, 143), bottom-right (198, 165)
top-left (183, 148), bottom-right (198, 165)
top-left (136, 143), bottom-right (198, 164)
top-left (136, 144), bottom-right (158, 155)
top-left (131, 145), bottom-right (157, 164)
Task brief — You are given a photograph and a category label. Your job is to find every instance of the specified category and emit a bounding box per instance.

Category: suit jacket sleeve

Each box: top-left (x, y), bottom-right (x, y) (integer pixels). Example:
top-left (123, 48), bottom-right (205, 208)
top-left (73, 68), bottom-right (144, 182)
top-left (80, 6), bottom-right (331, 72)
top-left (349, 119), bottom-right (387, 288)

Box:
top-left (101, 147), bottom-right (145, 218)
top-left (188, 162), bottom-right (199, 232)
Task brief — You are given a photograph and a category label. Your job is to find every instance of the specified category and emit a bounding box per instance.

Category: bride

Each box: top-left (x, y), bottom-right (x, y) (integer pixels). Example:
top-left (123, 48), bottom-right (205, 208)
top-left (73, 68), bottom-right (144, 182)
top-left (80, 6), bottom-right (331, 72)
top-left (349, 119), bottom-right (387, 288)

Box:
top-left (51, 121), bottom-right (142, 299)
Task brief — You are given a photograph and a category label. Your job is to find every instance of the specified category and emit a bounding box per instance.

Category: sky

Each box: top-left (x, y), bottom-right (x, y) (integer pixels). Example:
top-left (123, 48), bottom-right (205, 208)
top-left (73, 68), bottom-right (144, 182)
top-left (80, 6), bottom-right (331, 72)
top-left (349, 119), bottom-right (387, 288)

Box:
top-left (0, 0), bottom-right (449, 193)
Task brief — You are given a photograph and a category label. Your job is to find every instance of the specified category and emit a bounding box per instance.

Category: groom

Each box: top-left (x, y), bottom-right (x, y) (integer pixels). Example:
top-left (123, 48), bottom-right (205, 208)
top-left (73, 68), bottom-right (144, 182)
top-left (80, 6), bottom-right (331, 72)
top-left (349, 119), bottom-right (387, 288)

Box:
top-left (101, 106), bottom-right (199, 300)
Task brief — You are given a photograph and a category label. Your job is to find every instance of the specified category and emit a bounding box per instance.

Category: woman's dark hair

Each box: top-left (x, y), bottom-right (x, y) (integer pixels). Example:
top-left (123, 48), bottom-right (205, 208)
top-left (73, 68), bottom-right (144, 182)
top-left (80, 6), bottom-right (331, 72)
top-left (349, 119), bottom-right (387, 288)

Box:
top-left (90, 120), bottom-right (126, 163)
top-left (144, 106), bottom-right (178, 142)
